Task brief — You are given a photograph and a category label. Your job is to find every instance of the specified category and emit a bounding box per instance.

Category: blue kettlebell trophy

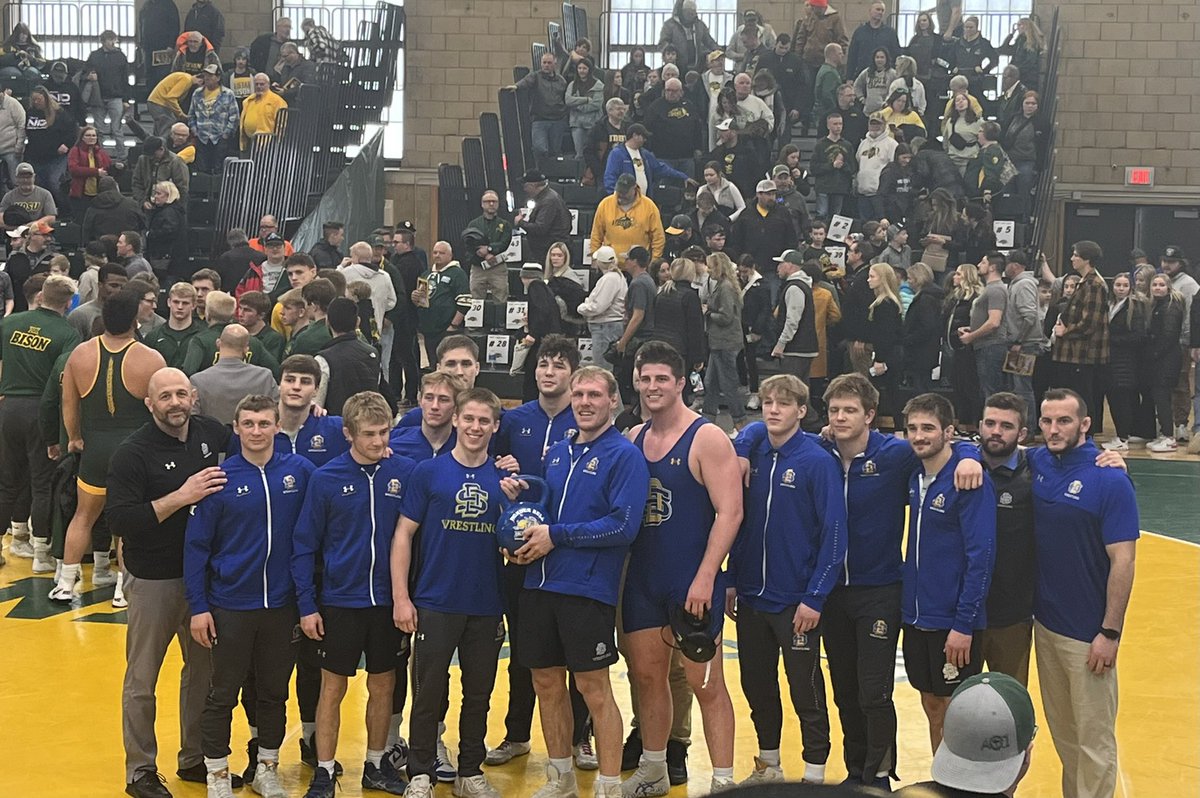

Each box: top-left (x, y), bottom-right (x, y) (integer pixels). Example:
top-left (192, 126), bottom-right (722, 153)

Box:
top-left (497, 475), bottom-right (550, 554)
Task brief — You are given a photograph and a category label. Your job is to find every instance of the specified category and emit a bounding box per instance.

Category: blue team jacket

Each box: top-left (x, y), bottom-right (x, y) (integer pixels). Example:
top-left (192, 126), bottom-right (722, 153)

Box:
top-left (227, 414), bottom-right (349, 467)
top-left (184, 452), bottom-right (315, 614)
top-left (495, 399), bottom-right (577, 476)
top-left (903, 446), bottom-right (996, 634)
top-left (731, 430), bottom-right (848, 613)
top-left (526, 426), bottom-right (651, 606)
top-left (292, 451), bottom-right (417, 616)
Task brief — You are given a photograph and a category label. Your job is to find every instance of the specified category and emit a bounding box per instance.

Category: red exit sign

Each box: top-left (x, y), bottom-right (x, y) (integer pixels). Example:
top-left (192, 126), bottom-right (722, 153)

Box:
top-left (1125, 167), bottom-right (1155, 187)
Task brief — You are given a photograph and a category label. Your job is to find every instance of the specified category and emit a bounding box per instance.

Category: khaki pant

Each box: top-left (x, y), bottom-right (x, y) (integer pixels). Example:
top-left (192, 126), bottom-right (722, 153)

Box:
top-left (1034, 622), bottom-right (1119, 798)
top-left (980, 620), bottom-right (1033, 687)
top-left (122, 575), bottom-right (212, 783)
top-left (470, 264), bottom-right (509, 303)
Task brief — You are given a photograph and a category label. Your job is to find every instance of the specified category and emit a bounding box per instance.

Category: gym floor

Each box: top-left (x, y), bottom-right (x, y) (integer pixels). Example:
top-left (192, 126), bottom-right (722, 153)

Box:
top-left (0, 455), bottom-right (1196, 798)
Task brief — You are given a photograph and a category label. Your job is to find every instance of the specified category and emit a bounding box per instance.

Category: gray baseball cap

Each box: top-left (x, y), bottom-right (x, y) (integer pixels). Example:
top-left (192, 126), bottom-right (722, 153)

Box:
top-left (931, 673), bottom-right (1036, 794)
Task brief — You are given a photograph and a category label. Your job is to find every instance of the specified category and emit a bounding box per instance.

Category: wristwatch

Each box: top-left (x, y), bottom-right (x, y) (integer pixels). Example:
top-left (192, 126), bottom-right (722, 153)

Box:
top-left (1099, 627), bottom-right (1121, 641)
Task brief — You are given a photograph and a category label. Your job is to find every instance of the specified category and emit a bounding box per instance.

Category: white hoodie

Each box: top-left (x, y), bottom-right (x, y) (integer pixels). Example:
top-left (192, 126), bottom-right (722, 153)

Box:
top-left (578, 268), bottom-right (626, 324)
top-left (856, 128), bottom-right (898, 196)
top-left (339, 260), bottom-right (397, 330)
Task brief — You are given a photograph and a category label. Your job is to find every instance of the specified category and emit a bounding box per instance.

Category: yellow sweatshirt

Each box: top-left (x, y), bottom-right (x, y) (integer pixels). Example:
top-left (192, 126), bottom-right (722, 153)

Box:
top-left (240, 90), bottom-right (288, 150)
top-left (589, 190), bottom-right (665, 260)
top-left (149, 72), bottom-right (196, 118)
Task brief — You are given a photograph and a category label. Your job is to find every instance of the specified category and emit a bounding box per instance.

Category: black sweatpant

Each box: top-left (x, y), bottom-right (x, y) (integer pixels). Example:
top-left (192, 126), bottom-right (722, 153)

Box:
top-left (202, 606), bottom-right (297, 758)
top-left (392, 632), bottom-right (411, 718)
top-left (501, 562), bottom-right (590, 745)
top-left (0, 396), bottom-right (55, 540)
top-left (391, 329), bottom-right (422, 405)
top-left (735, 604), bottom-right (831, 764)
top-left (822, 583), bottom-right (901, 781)
top-left (1053, 362), bottom-right (1097, 423)
top-left (407, 608), bottom-right (504, 780)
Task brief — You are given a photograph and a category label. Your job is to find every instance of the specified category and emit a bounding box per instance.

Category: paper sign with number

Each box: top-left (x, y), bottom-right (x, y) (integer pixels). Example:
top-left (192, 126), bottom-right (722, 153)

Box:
top-left (486, 335), bottom-right (510, 365)
top-left (583, 238), bottom-right (592, 265)
top-left (994, 220), bottom-right (1015, 249)
top-left (502, 231), bottom-right (523, 263)
top-left (827, 214), bottom-right (854, 243)
top-left (826, 246), bottom-right (846, 269)
top-left (463, 299), bottom-right (484, 329)
top-left (577, 337), bottom-right (594, 364)
top-left (569, 208), bottom-right (579, 236)
top-left (506, 301), bottom-right (528, 330)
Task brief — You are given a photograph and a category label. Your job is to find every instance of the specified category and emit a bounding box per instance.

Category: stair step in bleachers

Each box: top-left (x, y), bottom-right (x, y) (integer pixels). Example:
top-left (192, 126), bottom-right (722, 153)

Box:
top-left (537, 157), bottom-right (582, 182)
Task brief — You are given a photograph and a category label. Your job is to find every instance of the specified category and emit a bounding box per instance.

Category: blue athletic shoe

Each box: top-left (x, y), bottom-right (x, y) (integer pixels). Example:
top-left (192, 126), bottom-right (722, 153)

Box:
top-left (304, 766), bottom-right (337, 798)
top-left (362, 761), bottom-right (407, 794)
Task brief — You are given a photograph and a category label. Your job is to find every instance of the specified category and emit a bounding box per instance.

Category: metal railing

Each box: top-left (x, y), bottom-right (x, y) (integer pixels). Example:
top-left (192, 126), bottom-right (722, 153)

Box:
top-left (1027, 6), bottom-right (1061, 258)
top-left (1, 0), bottom-right (136, 62)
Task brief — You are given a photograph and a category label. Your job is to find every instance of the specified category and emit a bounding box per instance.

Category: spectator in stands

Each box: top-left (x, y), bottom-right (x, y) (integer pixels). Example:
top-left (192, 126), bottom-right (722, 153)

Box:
top-left (999, 17), bottom-right (1044, 91)
top-left (224, 48), bottom-right (253, 102)
top-left (188, 63), bottom-right (239, 173)
top-left (906, 12), bottom-right (941, 86)
top-left (946, 15), bottom-right (996, 98)
top-left (658, 1), bottom-right (718, 72)
top-left (578, 245), bottom-right (626, 374)
top-left (955, 251), bottom-right (1009, 400)
top-left (959, 202), bottom-right (996, 265)
top-left (131, 275), bottom-right (165, 333)
top-left (235, 231), bottom-right (289, 299)
top-left (695, 51), bottom-right (729, 147)
top-left (732, 24), bottom-right (770, 76)
top-left (603, 69), bottom-right (634, 114)
top-left (872, 225), bottom-right (912, 273)
top-left (46, 61), bottom-right (85, 126)
top-left (117, 231), bottom-right (152, 278)
top-left (1050, 240), bottom-right (1109, 417)
top-left (190, 324), bottom-right (277, 423)
top-left (856, 114), bottom-right (898, 219)
top-left (172, 30), bottom-right (219, 75)
top-left (771, 164), bottom-right (810, 240)
top-left (834, 84), bottom-right (869, 149)
top-left (847, 3), bottom-right (899, 77)
top-left (463, 189), bottom-right (512, 302)
top-left (728, 9), bottom-right (776, 66)
top-left (565, 58), bottom-right (604, 160)
top-left (592, 172), bottom-right (666, 261)
top-left (185, 0), bottom-right (225, 50)
top-left (517, 52), bottom-right (569, 159)
top-left (413, 240), bottom-right (468, 365)
top-left (300, 18), bottom-right (341, 66)
top-left (1003, 91), bottom-right (1045, 220)
top-left (309, 221), bottom-right (345, 269)
top-left (731, 180), bottom-right (793, 300)
top-left (543, 242), bottom-right (588, 334)
top-left (889, 55), bottom-right (926, 115)
top-left (900, 261), bottom-right (942, 393)
top-left (644, 78), bottom-right (705, 174)
top-left (250, 17), bottom-right (291, 75)
top-left (0, 89), bottom-right (25, 189)
top-left (168, 121), bottom-right (196, 163)
top-left (996, 65), bottom-right (1027, 133)
top-left (138, 0), bottom-right (180, 88)
top-left (965, 121), bottom-right (1011, 199)
top-left (558, 35), bottom-right (593, 80)
top-left (619, 47), bottom-right (646, 92)
top-left (586, 97), bottom-right (628, 186)
top-left (145, 180), bottom-right (188, 280)
top-left (880, 87), bottom-right (925, 143)
top-left (236, 289), bottom-right (285, 360)
top-left (514, 169), bottom-right (570, 266)
top-left (751, 67), bottom-right (788, 149)
top-left (793, 0), bottom-right (849, 123)
top-left (943, 74), bottom-right (983, 120)
top-left (2, 222), bottom-right (53, 311)
top-left (1145, 274), bottom-right (1186, 452)
top-left (877, 144), bottom-right (914, 222)
top-left (811, 111), bottom-right (856, 219)
top-left (942, 92), bottom-right (982, 176)
top-left (24, 87), bottom-right (76, 215)
top-left (910, 137), bottom-right (964, 199)
top-left (76, 240), bottom-right (111, 305)
top-left (148, 71), bottom-right (202, 137)
top-left (706, 119), bottom-right (760, 201)
top-left (853, 48), bottom-right (897, 115)
top-left (66, 125), bottom-right (112, 221)
top-left (654, 257), bottom-right (706, 391)
top-left (730, 71), bottom-right (773, 156)
top-left (603, 122), bottom-right (692, 198)
top-left (246, 214), bottom-right (291, 255)
top-left (0, 23), bottom-right (44, 81)
top-left (1, 163), bottom-right (56, 231)
top-left (272, 43), bottom-right (315, 104)
top-left (211, 227), bottom-right (262, 291)
top-left (1101, 273), bottom-right (1149, 452)
top-left (239, 72), bottom-right (286, 154)
top-left (693, 189), bottom-right (732, 239)
top-left (517, 262), bottom-right (562, 399)
top-left (701, 252), bottom-right (745, 432)
top-left (862, 263), bottom-right (903, 412)
top-left (69, 262), bottom-right (128, 340)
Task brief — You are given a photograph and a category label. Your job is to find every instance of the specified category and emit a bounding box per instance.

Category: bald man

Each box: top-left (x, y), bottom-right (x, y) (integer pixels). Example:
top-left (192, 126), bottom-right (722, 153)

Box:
top-left (240, 71), bottom-right (288, 153)
top-left (644, 76), bottom-right (705, 171)
top-left (414, 240), bottom-right (468, 365)
top-left (463, 189), bottom-right (513, 302)
top-left (189, 323), bottom-right (279, 425)
top-left (169, 122), bottom-right (197, 164)
top-left (107, 367), bottom-right (239, 794)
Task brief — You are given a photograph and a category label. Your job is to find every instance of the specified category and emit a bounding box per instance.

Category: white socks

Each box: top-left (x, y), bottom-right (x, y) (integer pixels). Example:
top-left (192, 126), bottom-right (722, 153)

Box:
top-left (549, 756), bottom-right (572, 776)
top-left (258, 747), bottom-right (279, 764)
top-left (57, 562), bottom-right (81, 589)
top-left (758, 749), bottom-right (780, 767)
top-left (804, 762), bottom-right (827, 782)
top-left (366, 748), bottom-right (385, 767)
top-left (712, 767), bottom-right (734, 781)
top-left (204, 756), bottom-right (229, 774)
top-left (319, 760), bottom-right (336, 776)
top-left (93, 551), bottom-right (111, 569)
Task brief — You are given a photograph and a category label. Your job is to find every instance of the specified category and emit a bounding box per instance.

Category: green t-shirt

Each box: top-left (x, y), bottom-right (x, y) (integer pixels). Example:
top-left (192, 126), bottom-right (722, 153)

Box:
top-left (0, 307), bottom-right (81, 397)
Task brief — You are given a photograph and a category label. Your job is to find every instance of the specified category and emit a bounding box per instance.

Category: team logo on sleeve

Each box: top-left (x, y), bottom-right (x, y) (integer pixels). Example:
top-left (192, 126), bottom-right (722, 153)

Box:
top-left (455, 483), bottom-right (489, 518)
top-left (386, 478), bottom-right (403, 497)
top-left (643, 478), bottom-right (673, 526)
top-left (585, 457), bottom-right (600, 473)
top-left (282, 475), bottom-right (298, 494)
top-left (310, 434), bottom-right (325, 451)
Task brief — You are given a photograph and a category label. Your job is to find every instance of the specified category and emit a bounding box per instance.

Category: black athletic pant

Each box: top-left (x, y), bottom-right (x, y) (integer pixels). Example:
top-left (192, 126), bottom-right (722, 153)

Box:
top-left (735, 604), bottom-right (831, 765)
top-left (501, 563), bottom-right (590, 745)
top-left (241, 589), bottom-right (323, 731)
top-left (0, 396), bottom-right (55, 540)
top-left (391, 328), bottom-right (422, 405)
top-left (408, 608), bottom-right (504, 781)
top-left (1053, 362), bottom-right (1097, 423)
top-left (392, 632), bottom-right (411, 719)
top-left (822, 583), bottom-right (901, 781)
top-left (202, 606), bottom-right (297, 758)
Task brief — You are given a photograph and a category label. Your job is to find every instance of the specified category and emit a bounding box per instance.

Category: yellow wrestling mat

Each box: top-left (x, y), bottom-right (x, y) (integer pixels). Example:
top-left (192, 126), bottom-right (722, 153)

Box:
top-left (0, 530), bottom-right (1195, 797)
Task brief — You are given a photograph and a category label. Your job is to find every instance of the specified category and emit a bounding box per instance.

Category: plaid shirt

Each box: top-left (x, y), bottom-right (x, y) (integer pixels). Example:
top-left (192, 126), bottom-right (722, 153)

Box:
top-left (188, 85), bottom-right (241, 144)
top-left (1052, 268), bottom-right (1109, 365)
top-left (304, 25), bottom-right (341, 65)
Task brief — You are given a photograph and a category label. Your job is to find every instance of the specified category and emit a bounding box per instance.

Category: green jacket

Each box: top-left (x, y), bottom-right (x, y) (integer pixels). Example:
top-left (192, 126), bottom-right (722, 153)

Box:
top-left (0, 307), bottom-right (81, 397)
top-left (181, 322), bottom-right (281, 378)
top-left (965, 142), bottom-right (1009, 194)
top-left (284, 318), bottom-right (332, 357)
top-left (812, 63), bottom-right (842, 122)
top-left (417, 263), bottom-right (469, 335)
top-left (255, 325), bottom-right (286, 362)
top-left (143, 318), bottom-right (204, 369)
top-left (463, 213), bottom-right (514, 271)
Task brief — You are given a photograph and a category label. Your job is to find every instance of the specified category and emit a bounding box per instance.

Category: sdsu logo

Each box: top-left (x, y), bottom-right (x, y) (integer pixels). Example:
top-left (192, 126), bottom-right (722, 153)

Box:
top-left (1068, 480), bottom-right (1083, 496)
top-left (386, 478), bottom-right (403, 497)
top-left (932, 493), bottom-right (946, 510)
top-left (455, 483), bottom-right (489, 518)
top-left (282, 474), bottom-right (298, 494)
top-left (643, 478), bottom-right (673, 526)
top-left (585, 457), bottom-right (600, 473)
top-left (310, 434), bottom-right (325, 451)
top-left (862, 459), bottom-right (877, 475)
top-left (781, 468), bottom-right (795, 486)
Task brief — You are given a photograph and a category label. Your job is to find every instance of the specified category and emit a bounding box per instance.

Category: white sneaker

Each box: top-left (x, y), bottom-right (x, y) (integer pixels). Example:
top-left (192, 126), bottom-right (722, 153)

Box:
top-left (484, 739), bottom-right (530, 765)
top-left (745, 395), bottom-right (761, 411)
top-left (32, 551), bottom-right (56, 574)
top-left (594, 782), bottom-right (622, 798)
top-left (1127, 436), bottom-right (1149, 446)
top-left (621, 760), bottom-right (669, 798)
top-left (452, 774), bottom-right (501, 798)
top-left (112, 571), bottom-right (128, 608)
top-left (48, 572), bottom-right (81, 602)
top-left (1175, 424), bottom-right (1191, 442)
top-left (740, 758), bottom-right (784, 784)
top-left (250, 762), bottom-right (287, 798)
top-left (7, 537), bottom-right (34, 558)
top-left (1148, 436), bottom-right (1178, 453)
top-left (710, 777), bottom-right (737, 793)
top-left (532, 764), bottom-right (578, 798)
top-left (435, 730), bottom-right (456, 782)
top-left (93, 566), bottom-right (118, 587)
top-left (1101, 438), bottom-right (1129, 452)
top-left (206, 769), bottom-right (236, 798)
top-left (574, 738), bottom-right (599, 771)
top-left (405, 774), bottom-right (434, 798)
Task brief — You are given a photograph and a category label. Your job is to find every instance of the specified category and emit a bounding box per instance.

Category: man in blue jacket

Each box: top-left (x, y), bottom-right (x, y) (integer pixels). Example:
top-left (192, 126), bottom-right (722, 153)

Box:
top-left (391, 388), bottom-right (519, 798)
top-left (726, 374), bottom-right (846, 786)
top-left (185, 394), bottom-right (316, 798)
top-left (901, 392), bottom-right (996, 755)
top-left (389, 371), bottom-right (461, 462)
top-left (395, 335), bottom-right (480, 429)
top-left (507, 366), bottom-right (650, 798)
top-left (603, 123), bottom-right (695, 198)
top-left (293, 392), bottom-right (417, 798)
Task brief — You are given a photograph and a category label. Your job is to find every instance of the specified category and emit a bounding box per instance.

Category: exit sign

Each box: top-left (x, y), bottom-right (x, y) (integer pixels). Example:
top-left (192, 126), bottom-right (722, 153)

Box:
top-left (1125, 167), bottom-right (1155, 187)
